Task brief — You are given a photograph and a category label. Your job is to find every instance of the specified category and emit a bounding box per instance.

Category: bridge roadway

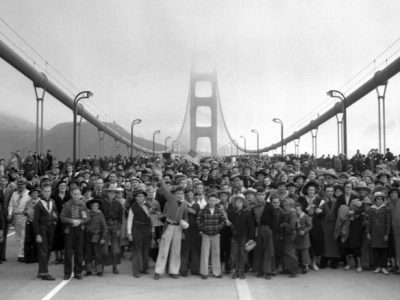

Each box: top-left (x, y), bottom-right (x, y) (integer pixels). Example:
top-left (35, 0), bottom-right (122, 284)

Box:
top-left (1, 232), bottom-right (399, 300)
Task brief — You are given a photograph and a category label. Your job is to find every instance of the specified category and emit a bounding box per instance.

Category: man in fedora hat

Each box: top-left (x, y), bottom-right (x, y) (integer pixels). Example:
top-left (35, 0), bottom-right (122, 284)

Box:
top-left (33, 184), bottom-right (58, 280)
top-left (127, 190), bottom-right (152, 277)
top-left (8, 178), bottom-right (30, 262)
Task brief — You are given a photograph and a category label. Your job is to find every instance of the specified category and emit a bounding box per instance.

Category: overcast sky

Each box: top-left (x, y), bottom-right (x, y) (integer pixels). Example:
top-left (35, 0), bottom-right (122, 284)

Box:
top-left (1, 0), bottom-right (400, 156)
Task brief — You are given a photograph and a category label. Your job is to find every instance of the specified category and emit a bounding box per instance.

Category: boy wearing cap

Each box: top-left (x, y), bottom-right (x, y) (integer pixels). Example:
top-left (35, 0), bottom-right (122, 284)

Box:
top-left (84, 199), bottom-right (107, 277)
top-left (8, 179), bottom-right (30, 262)
top-left (198, 193), bottom-right (226, 279)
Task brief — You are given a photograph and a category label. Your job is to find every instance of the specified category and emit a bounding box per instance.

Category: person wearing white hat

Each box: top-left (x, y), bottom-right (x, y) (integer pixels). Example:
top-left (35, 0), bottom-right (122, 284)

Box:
top-left (8, 179), bottom-right (30, 262)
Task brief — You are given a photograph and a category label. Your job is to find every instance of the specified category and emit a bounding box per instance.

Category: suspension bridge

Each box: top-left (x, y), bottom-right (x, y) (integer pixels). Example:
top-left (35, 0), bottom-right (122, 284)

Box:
top-left (1, 34), bottom-right (400, 158)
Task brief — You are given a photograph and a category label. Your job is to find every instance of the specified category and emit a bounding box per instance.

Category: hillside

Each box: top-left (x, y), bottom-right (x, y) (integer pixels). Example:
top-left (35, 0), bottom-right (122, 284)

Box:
top-left (0, 113), bottom-right (37, 159)
top-left (0, 112), bottom-right (164, 160)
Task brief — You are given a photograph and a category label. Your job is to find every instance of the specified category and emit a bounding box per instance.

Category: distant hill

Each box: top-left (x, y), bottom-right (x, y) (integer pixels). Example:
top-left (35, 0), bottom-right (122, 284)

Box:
top-left (0, 113), bottom-right (164, 160)
top-left (0, 113), bottom-right (37, 159)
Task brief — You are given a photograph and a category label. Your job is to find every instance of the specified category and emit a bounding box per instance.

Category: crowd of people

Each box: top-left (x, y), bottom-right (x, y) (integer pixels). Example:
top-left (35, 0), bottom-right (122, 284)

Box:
top-left (1, 148), bottom-right (400, 282)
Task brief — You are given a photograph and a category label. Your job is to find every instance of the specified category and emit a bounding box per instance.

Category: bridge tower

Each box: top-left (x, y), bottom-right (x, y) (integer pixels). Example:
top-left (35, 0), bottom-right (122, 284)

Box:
top-left (189, 69), bottom-right (218, 156)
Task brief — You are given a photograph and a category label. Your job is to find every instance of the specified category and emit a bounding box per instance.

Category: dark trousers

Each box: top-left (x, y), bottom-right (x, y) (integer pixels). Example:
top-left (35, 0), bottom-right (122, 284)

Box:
top-left (373, 248), bottom-right (388, 268)
top-left (254, 225), bottom-right (274, 274)
top-left (180, 229), bottom-right (201, 275)
top-left (282, 234), bottom-right (298, 273)
top-left (64, 227), bottom-right (84, 276)
top-left (84, 234), bottom-right (105, 273)
top-left (37, 225), bottom-right (55, 275)
top-left (0, 222), bottom-right (8, 260)
top-left (231, 238), bottom-right (247, 272)
top-left (220, 226), bottom-right (232, 272)
top-left (24, 222), bottom-right (38, 263)
top-left (105, 231), bottom-right (121, 266)
top-left (131, 225), bottom-right (151, 275)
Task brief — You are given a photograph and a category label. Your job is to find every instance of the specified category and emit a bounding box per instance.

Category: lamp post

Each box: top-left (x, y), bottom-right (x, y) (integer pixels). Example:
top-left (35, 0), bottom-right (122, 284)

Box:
top-left (233, 139), bottom-right (239, 156)
top-left (327, 90), bottom-right (347, 156)
top-left (240, 135), bottom-right (247, 154)
top-left (172, 141), bottom-right (177, 154)
top-left (130, 119), bottom-right (142, 159)
top-left (272, 118), bottom-right (284, 156)
top-left (165, 136), bottom-right (171, 152)
top-left (73, 91), bottom-right (93, 168)
top-left (251, 129), bottom-right (259, 157)
top-left (152, 130), bottom-right (161, 157)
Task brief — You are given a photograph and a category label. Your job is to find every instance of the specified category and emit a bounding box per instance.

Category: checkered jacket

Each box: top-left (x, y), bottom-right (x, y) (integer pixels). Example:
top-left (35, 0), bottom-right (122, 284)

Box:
top-left (198, 205), bottom-right (226, 235)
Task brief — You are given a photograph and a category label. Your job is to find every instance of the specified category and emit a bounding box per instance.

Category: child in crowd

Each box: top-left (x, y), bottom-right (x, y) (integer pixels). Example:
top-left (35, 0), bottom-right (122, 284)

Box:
top-left (198, 193), bottom-right (226, 279)
top-left (84, 199), bottom-right (107, 277)
top-left (294, 202), bottom-right (313, 274)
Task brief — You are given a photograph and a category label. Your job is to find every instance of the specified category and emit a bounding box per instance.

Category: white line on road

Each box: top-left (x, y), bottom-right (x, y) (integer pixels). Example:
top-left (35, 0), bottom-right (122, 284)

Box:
top-left (7, 232), bottom-right (15, 237)
top-left (41, 275), bottom-right (73, 300)
top-left (234, 278), bottom-right (253, 300)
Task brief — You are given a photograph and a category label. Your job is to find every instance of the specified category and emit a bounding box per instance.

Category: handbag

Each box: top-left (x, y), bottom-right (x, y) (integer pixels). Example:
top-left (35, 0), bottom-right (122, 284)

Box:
top-left (244, 240), bottom-right (257, 252)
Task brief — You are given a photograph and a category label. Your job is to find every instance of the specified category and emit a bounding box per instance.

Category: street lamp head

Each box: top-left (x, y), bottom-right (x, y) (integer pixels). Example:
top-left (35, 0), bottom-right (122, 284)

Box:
top-left (251, 129), bottom-right (258, 134)
top-left (153, 130), bottom-right (161, 135)
top-left (272, 118), bottom-right (282, 124)
top-left (87, 91), bottom-right (94, 97)
top-left (326, 90), bottom-right (334, 97)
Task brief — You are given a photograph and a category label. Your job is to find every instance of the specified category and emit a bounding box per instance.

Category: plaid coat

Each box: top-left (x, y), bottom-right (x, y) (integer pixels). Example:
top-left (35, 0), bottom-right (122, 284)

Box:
top-left (198, 205), bottom-right (225, 235)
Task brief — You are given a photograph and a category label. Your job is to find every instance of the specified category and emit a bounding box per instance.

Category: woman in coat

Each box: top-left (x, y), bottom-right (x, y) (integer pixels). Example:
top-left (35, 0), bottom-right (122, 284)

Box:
top-left (320, 185), bottom-right (340, 269)
top-left (368, 191), bottom-right (391, 275)
top-left (297, 181), bottom-right (324, 270)
top-left (228, 195), bottom-right (254, 279)
top-left (388, 187), bottom-right (400, 274)
top-left (51, 180), bottom-right (71, 263)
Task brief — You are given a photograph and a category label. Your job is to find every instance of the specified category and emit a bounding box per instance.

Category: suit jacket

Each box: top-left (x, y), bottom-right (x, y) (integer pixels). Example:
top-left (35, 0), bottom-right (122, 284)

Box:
top-left (33, 199), bottom-right (58, 235)
top-left (0, 188), bottom-right (13, 218)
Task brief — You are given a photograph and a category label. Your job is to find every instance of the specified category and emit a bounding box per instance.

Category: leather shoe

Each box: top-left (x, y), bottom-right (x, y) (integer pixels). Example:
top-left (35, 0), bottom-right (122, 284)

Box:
top-left (153, 273), bottom-right (160, 280)
top-left (63, 275), bottom-right (71, 280)
top-left (113, 267), bottom-right (119, 275)
top-left (97, 272), bottom-right (103, 277)
top-left (169, 274), bottom-right (179, 279)
top-left (41, 274), bottom-right (56, 281)
top-left (213, 274), bottom-right (223, 279)
top-left (85, 271), bottom-right (92, 276)
top-left (74, 274), bottom-right (83, 280)
top-left (201, 275), bottom-right (208, 280)
top-left (264, 274), bottom-right (272, 280)
top-left (133, 273), bottom-right (141, 278)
